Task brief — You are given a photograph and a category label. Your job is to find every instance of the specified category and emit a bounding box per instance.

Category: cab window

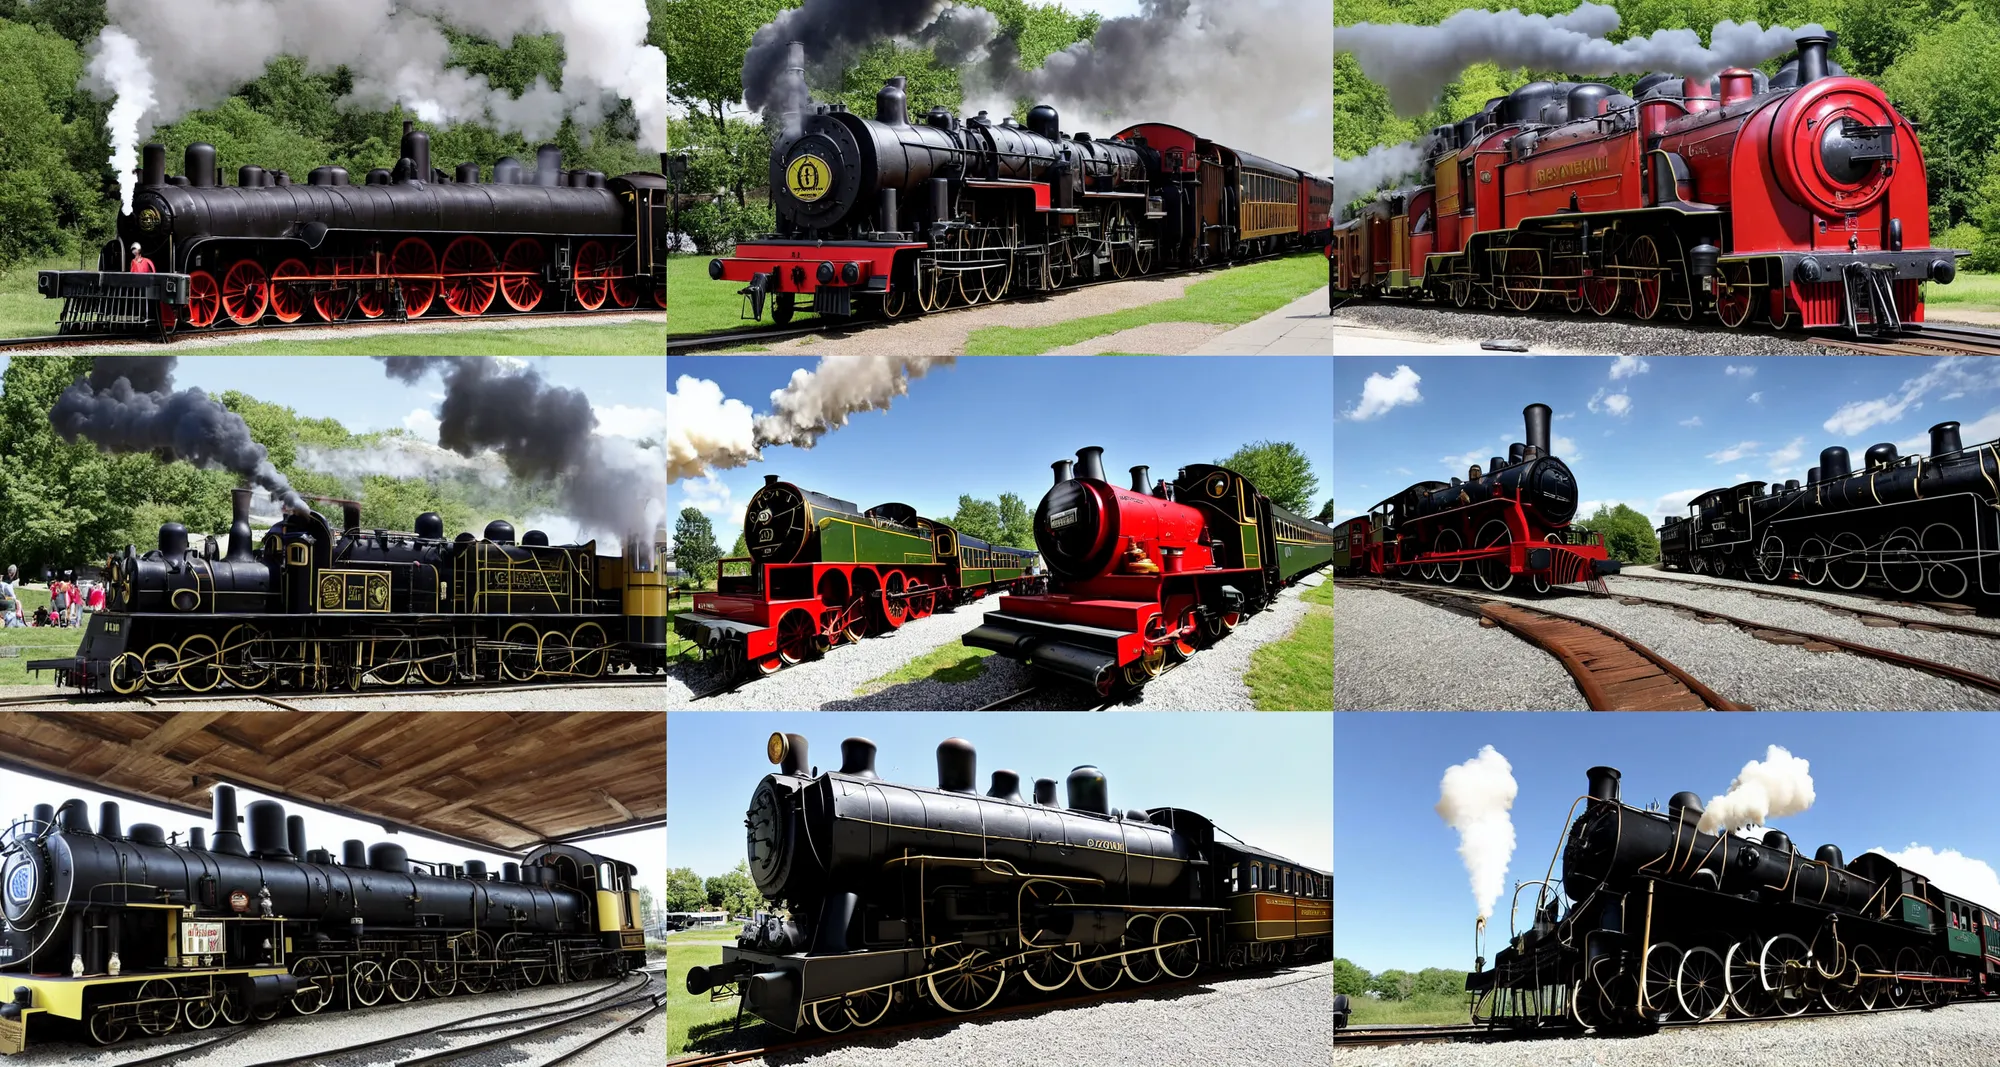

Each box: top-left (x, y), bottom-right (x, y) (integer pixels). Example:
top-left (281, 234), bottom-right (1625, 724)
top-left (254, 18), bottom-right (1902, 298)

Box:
top-left (1250, 863), bottom-right (1261, 891)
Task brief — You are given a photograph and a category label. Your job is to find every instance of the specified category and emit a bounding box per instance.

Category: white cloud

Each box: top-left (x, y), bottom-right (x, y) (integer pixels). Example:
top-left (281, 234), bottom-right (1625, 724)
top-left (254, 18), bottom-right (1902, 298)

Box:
top-left (1588, 389), bottom-right (1632, 417)
top-left (1747, 391), bottom-right (1764, 405)
top-left (1823, 357), bottom-right (2000, 435)
top-left (1441, 446), bottom-right (1492, 471)
top-left (402, 408), bottom-right (441, 442)
top-left (1346, 365), bottom-right (1423, 420)
top-left (1391, 466), bottom-right (1413, 476)
top-left (1766, 436), bottom-right (1806, 472)
top-left (1608, 355), bottom-right (1649, 380)
top-left (1552, 434), bottom-right (1579, 461)
top-left (1554, 411), bottom-right (1576, 420)
top-left (1896, 407), bottom-right (2000, 455)
top-left (1725, 365), bottom-right (1756, 377)
top-left (1868, 846), bottom-right (2000, 911)
top-left (678, 473), bottom-right (734, 517)
top-left (1649, 488), bottom-right (1706, 523)
top-left (1679, 415), bottom-right (1703, 427)
top-left (1706, 440), bottom-right (1760, 463)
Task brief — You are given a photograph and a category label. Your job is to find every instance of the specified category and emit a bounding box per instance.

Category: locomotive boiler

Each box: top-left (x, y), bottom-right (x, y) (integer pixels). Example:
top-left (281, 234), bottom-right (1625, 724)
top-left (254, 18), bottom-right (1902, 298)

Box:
top-left (1658, 420), bottom-right (2000, 603)
top-left (39, 125), bottom-right (669, 336)
top-left (964, 448), bottom-right (1336, 695)
top-left (682, 734), bottom-right (1329, 1033)
top-left (1468, 767), bottom-right (1997, 1031)
top-left (1337, 404), bottom-right (1618, 592)
top-left (1334, 33), bottom-right (1962, 335)
top-left (0, 785), bottom-right (644, 1052)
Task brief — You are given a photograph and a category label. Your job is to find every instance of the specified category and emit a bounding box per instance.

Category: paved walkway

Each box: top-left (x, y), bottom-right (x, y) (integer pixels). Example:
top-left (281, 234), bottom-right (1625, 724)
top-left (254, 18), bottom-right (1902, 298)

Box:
top-left (1185, 287), bottom-right (1334, 354)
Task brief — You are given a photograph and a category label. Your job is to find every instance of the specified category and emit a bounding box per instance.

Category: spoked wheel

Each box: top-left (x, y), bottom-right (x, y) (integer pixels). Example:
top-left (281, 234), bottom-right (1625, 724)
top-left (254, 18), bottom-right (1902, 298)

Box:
top-left (572, 240), bottom-right (612, 311)
top-left (356, 282), bottom-right (390, 319)
top-left (1627, 236), bottom-right (1663, 320)
top-left (501, 622), bottom-right (541, 681)
top-left (916, 253), bottom-right (950, 312)
top-left (1075, 948), bottom-right (1123, 991)
top-left (312, 260), bottom-right (352, 321)
top-left (217, 983), bottom-right (249, 1025)
top-left (844, 984), bottom-right (895, 1028)
top-left (1450, 274), bottom-right (1473, 308)
top-left (1169, 608), bottom-right (1200, 662)
top-left (422, 958), bottom-right (455, 999)
top-left (609, 267), bottom-right (641, 310)
top-left (907, 586), bottom-right (935, 620)
top-left (1925, 955), bottom-right (1950, 1007)
top-left (183, 988), bottom-right (219, 1030)
top-left (519, 960), bottom-right (549, 987)
top-left (1891, 946), bottom-right (1922, 1007)
top-left (1154, 913), bottom-right (1200, 979)
top-left (1570, 977), bottom-right (1604, 1031)
top-left (351, 959), bottom-right (388, 1006)
top-left (537, 630), bottom-right (573, 678)
top-left (1726, 939), bottom-right (1772, 1017)
top-left (88, 1007), bottom-right (129, 1046)
top-left (1759, 933), bottom-right (1814, 1016)
top-left (809, 998), bottom-right (853, 1033)
top-left (1758, 534), bottom-right (1789, 582)
top-left (878, 286), bottom-right (910, 320)
top-left (136, 979), bottom-right (179, 1036)
top-left (1853, 944), bottom-right (1885, 1011)
top-left (842, 595), bottom-right (873, 643)
top-left (1023, 949), bottom-right (1074, 993)
top-left (1676, 945), bottom-right (1727, 1021)
top-left (1585, 267), bottom-right (1622, 316)
top-left (441, 236), bottom-right (499, 317)
top-left (1879, 529), bottom-right (1923, 594)
top-left (1642, 942), bottom-right (1683, 1016)
top-left (1923, 523), bottom-right (1969, 600)
top-left (186, 270), bottom-right (222, 328)
top-left (569, 622), bottom-right (609, 679)
top-left (1828, 531), bottom-right (1868, 591)
top-left (290, 958), bottom-right (333, 1014)
top-left (501, 239), bottom-right (546, 312)
top-left (1434, 528), bottom-right (1464, 584)
top-left (1504, 249), bottom-right (1540, 310)
top-left (142, 642), bottom-right (179, 690)
top-left (1020, 879), bottom-right (1076, 950)
top-left (1122, 914), bottom-right (1161, 984)
top-left (1134, 234), bottom-right (1154, 274)
top-left (880, 571), bottom-right (909, 630)
top-left (1799, 536), bottom-right (1831, 587)
top-left (387, 958), bottom-right (422, 1002)
top-left (1714, 262), bottom-right (1756, 328)
top-left (1108, 207), bottom-right (1136, 279)
top-left (222, 260), bottom-right (270, 326)
top-left (775, 609), bottom-right (817, 666)
top-left (926, 944), bottom-right (1005, 1012)
top-left (393, 238), bottom-right (439, 317)
top-left (269, 259), bottom-right (311, 323)
top-left (1476, 519), bottom-right (1515, 592)
top-left (177, 633), bottom-right (222, 692)
top-left (974, 225), bottom-right (1013, 300)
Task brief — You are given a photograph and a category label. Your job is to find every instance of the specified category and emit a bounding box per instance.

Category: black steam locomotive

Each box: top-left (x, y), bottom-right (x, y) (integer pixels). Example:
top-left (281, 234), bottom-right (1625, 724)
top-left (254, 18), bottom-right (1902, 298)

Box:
top-left (38, 124), bottom-right (668, 336)
top-left (27, 489), bottom-right (669, 694)
top-left (1467, 767), bottom-right (1997, 1032)
top-left (684, 734), bottom-right (1330, 1033)
top-left (0, 785), bottom-right (645, 1053)
top-left (1658, 420), bottom-right (2000, 603)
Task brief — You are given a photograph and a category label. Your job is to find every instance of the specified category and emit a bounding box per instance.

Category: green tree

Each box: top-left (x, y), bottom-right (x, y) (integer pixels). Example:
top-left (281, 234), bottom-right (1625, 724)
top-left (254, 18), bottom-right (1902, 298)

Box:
top-left (1316, 498), bottom-right (1336, 522)
top-left (996, 492), bottom-right (1032, 548)
top-left (949, 495), bottom-right (1004, 543)
top-left (1217, 440), bottom-right (1319, 514)
top-left (1411, 967), bottom-right (1469, 999)
top-left (674, 507), bottom-right (720, 583)
top-left (664, 866), bottom-right (708, 912)
top-left (704, 860), bottom-right (763, 916)
top-left (0, 19), bottom-right (105, 266)
top-left (1576, 503), bottom-right (1661, 565)
top-left (729, 531), bottom-right (748, 558)
top-left (661, 0), bottom-right (792, 132)
top-left (1369, 968), bottom-right (1415, 1001)
top-left (1334, 957), bottom-right (1371, 996)
top-left (0, 355), bottom-right (126, 574)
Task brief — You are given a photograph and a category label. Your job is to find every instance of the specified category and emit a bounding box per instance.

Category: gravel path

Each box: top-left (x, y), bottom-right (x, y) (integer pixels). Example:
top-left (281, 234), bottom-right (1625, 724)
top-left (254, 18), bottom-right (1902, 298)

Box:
top-left (1330, 302), bottom-right (1843, 356)
top-left (1334, 585), bottom-right (1588, 710)
top-left (732, 963), bottom-right (1331, 1067)
top-left (667, 602), bottom-right (998, 710)
top-left (761, 274), bottom-right (1205, 355)
top-left (4, 313), bottom-right (665, 355)
top-left (1336, 1002), bottom-right (2000, 1067)
top-left (1613, 566), bottom-right (2000, 634)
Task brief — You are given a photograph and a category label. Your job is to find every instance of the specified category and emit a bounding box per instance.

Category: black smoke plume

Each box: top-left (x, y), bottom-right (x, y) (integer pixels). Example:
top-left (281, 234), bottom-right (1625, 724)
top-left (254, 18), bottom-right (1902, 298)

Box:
top-left (742, 0), bottom-right (950, 123)
top-left (50, 356), bottom-right (306, 510)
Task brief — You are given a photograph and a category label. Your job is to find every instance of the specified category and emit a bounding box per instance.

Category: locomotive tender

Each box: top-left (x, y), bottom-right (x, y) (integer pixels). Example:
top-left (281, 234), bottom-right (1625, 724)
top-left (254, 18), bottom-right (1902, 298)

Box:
top-left (0, 785), bottom-right (644, 1053)
top-left (1333, 404), bottom-right (1620, 592)
top-left (1469, 766), bottom-right (1999, 1031)
top-left (39, 125), bottom-right (669, 336)
top-left (963, 448), bottom-right (1336, 695)
top-left (28, 488), bottom-right (669, 694)
top-left (672, 475), bottom-right (1043, 680)
top-left (1333, 33), bottom-right (1961, 335)
top-left (709, 49), bottom-right (1331, 324)
top-left (1658, 420), bottom-right (2000, 604)
top-left (683, 733), bottom-right (1329, 1033)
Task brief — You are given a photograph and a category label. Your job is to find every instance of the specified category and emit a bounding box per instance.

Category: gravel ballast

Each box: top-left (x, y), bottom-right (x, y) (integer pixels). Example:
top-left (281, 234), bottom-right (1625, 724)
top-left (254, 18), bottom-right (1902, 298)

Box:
top-left (1336, 1001), bottom-right (2000, 1067)
top-left (668, 601), bottom-right (999, 710)
top-left (1335, 585), bottom-right (1588, 710)
top-left (1331, 302), bottom-right (1844, 356)
top-left (727, 963), bottom-right (1332, 1067)
top-left (1613, 566), bottom-right (2000, 635)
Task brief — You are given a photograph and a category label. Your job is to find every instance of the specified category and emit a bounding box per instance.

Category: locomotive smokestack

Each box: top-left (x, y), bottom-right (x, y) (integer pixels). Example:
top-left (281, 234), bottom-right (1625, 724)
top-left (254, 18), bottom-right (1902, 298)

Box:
top-left (535, 145), bottom-right (564, 187)
top-left (1052, 460), bottom-right (1074, 485)
top-left (142, 144), bottom-right (165, 188)
top-left (343, 839), bottom-right (366, 866)
top-left (876, 77), bottom-right (908, 125)
top-left (502, 862), bottom-right (520, 882)
top-left (1066, 765), bottom-right (1109, 815)
top-left (1795, 32), bottom-right (1832, 86)
top-left (781, 40), bottom-right (807, 140)
top-left (211, 785), bottom-right (247, 857)
top-left (341, 501), bottom-right (361, 534)
top-left (286, 815), bottom-right (307, 861)
top-left (1129, 466), bottom-right (1152, 495)
top-left (1034, 778), bottom-right (1059, 806)
top-left (189, 827), bottom-right (207, 851)
top-left (1586, 766), bottom-right (1621, 803)
top-left (57, 799), bottom-right (90, 834)
top-left (97, 802), bottom-right (122, 840)
top-left (247, 800), bottom-right (293, 860)
top-left (772, 732), bottom-right (809, 776)
top-left (401, 121), bottom-right (431, 184)
top-left (987, 770), bottom-right (1025, 804)
top-left (1931, 421), bottom-right (1963, 457)
top-left (1523, 403), bottom-right (1552, 458)
top-left (227, 488), bottom-right (254, 562)
top-left (937, 738), bottom-right (977, 793)
top-left (1819, 446), bottom-right (1852, 481)
top-left (838, 737), bottom-right (879, 778)
top-left (1074, 446), bottom-right (1107, 482)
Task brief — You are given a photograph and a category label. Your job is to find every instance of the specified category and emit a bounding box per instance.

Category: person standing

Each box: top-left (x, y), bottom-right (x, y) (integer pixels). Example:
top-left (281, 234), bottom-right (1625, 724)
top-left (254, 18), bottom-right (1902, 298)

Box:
top-left (0, 566), bottom-right (18, 628)
top-left (50, 581), bottom-right (68, 627)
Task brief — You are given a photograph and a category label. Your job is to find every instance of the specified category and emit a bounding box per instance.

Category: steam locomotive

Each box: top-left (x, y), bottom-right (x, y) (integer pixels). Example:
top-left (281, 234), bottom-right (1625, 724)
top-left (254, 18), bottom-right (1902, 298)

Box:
top-left (1468, 766), bottom-right (1996, 1031)
top-left (1333, 33), bottom-right (1962, 335)
top-left (1658, 421), bottom-right (2000, 604)
top-left (707, 48), bottom-right (1331, 324)
top-left (672, 475), bottom-right (1044, 681)
top-left (1333, 404), bottom-right (1621, 592)
top-left (38, 125), bottom-right (669, 336)
top-left (0, 785), bottom-right (645, 1053)
top-left (27, 489), bottom-right (669, 694)
top-left (682, 733), bottom-right (1329, 1033)
top-left (962, 448), bottom-right (1336, 697)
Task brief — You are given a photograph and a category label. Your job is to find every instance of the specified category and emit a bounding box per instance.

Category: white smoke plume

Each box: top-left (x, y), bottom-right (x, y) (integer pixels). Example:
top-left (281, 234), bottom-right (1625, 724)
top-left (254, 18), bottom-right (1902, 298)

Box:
top-left (1337, 3), bottom-right (1823, 116)
top-left (83, 0), bottom-right (666, 214)
top-left (1697, 745), bottom-right (1816, 833)
top-left (754, 357), bottom-right (955, 450)
top-left (1333, 139), bottom-right (1434, 220)
top-left (1867, 846), bottom-right (2000, 911)
top-left (298, 437), bottom-right (510, 488)
top-left (1436, 745), bottom-right (1518, 923)
top-left (668, 375), bottom-right (760, 483)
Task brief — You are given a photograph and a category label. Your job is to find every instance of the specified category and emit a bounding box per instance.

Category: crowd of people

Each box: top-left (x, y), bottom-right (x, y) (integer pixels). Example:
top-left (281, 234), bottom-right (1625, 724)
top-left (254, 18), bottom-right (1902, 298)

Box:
top-left (0, 566), bottom-right (103, 628)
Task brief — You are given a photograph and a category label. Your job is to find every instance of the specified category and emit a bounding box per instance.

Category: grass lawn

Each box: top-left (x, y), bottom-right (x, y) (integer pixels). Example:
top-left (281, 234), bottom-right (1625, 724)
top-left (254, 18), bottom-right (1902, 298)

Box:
top-left (106, 321), bottom-right (662, 356)
top-left (964, 252), bottom-right (1325, 355)
top-left (1347, 993), bottom-right (1471, 1026)
top-left (0, 255), bottom-right (72, 339)
top-left (855, 642), bottom-right (994, 695)
top-left (668, 253), bottom-right (819, 337)
top-left (1246, 579), bottom-right (1332, 711)
top-left (0, 588), bottom-right (85, 688)
top-left (1924, 272), bottom-right (2000, 309)
top-left (666, 927), bottom-right (764, 1056)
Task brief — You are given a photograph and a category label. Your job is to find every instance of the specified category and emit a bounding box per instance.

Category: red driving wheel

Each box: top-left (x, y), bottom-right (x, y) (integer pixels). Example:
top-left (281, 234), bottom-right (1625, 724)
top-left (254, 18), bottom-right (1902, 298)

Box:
top-left (221, 260), bottom-right (269, 326)
top-left (501, 238), bottom-right (545, 312)
top-left (572, 240), bottom-right (611, 311)
top-left (269, 259), bottom-right (311, 323)
top-left (392, 237), bottom-right (438, 317)
top-left (186, 271), bottom-right (221, 328)
top-left (312, 259), bottom-right (353, 321)
top-left (441, 236), bottom-right (498, 317)
top-left (651, 282), bottom-right (667, 309)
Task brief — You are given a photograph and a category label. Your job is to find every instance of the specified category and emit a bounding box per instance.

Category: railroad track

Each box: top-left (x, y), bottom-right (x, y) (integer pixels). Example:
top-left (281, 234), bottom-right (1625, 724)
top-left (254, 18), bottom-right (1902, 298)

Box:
top-left (0, 673), bottom-right (665, 709)
top-left (1339, 577), bottom-right (1744, 710)
top-left (0, 307), bottom-right (663, 351)
top-left (1337, 998), bottom-right (1969, 1048)
top-left (1608, 572), bottom-right (1998, 636)
top-left (1816, 321), bottom-right (2000, 356)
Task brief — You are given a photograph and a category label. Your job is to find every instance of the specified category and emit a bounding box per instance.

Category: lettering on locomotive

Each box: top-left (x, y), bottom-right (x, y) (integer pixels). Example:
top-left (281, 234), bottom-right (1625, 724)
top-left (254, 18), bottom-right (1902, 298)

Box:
top-left (1534, 155), bottom-right (1610, 186)
top-left (1084, 837), bottom-right (1126, 852)
top-left (1049, 508), bottom-right (1079, 530)
top-left (487, 568), bottom-right (562, 592)
top-left (182, 921), bottom-right (225, 955)
top-left (788, 155), bottom-right (831, 203)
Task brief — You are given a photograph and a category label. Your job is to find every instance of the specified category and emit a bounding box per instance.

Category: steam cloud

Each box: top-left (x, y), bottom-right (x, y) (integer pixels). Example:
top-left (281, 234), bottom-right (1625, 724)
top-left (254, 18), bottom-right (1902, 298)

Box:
top-left (668, 376), bottom-right (759, 483)
top-left (1436, 746), bottom-right (1518, 922)
top-left (1867, 846), bottom-right (2000, 910)
top-left (1332, 139), bottom-right (1435, 219)
top-left (743, 0), bottom-right (1330, 175)
top-left (1697, 745), bottom-right (1816, 833)
top-left (755, 357), bottom-right (954, 449)
top-left (82, 0), bottom-right (667, 215)
top-left (1337, 3), bottom-right (1823, 115)
top-left (376, 357), bottom-right (664, 539)
top-left (49, 356), bottom-right (308, 511)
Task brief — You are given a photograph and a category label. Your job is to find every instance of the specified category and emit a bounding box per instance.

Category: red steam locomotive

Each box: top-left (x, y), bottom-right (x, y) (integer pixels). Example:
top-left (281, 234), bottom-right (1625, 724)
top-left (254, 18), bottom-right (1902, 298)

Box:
top-left (1334, 404), bottom-right (1620, 592)
top-left (1332, 34), bottom-right (1959, 335)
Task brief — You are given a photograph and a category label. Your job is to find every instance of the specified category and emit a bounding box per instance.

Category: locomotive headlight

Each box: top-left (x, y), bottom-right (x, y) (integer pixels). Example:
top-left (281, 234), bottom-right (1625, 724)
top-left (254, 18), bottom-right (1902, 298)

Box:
top-left (817, 261), bottom-right (837, 285)
top-left (708, 259), bottom-right (724, 280)
top-left (767, 731), bottom-right (788, 765)
top-left (841, 262), bottom-right (860, 284)
top-left (1795, 257), bottom-right (1823, 283)
top-left (1932, 258), bottom-right (1957, 284)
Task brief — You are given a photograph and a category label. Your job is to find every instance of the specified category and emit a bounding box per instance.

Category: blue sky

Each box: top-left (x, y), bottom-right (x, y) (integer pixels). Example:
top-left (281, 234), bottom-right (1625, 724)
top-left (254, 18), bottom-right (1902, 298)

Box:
top-left (667, 356), bottom-right (1333, 552)
top-left (1332, 355), bottom-right (2000, 527)
top-left (1336, 713), bottom-right (2000, 974)
top-left (668, 711), bottom-right (1331, 880)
